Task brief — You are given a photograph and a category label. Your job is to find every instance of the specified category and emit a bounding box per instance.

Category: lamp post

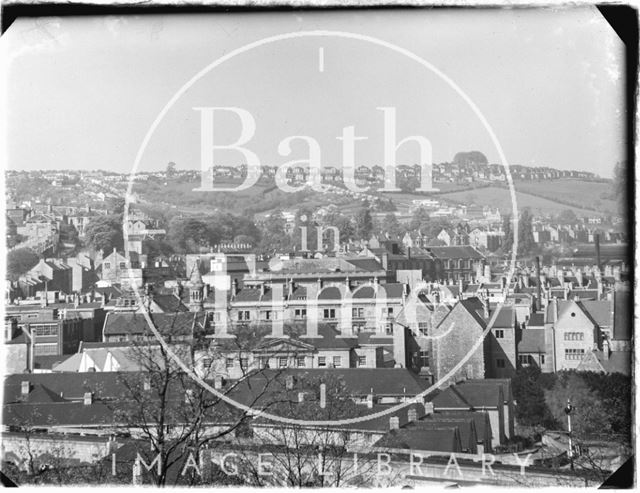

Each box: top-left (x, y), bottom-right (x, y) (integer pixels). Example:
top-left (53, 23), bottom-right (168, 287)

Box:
top-left (564, 399), bottom-right (574, 471)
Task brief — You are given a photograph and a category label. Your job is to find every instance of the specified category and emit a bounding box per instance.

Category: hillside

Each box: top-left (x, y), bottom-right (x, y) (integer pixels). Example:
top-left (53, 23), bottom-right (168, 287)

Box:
top-left (434, 179), bottom-right (619, 217)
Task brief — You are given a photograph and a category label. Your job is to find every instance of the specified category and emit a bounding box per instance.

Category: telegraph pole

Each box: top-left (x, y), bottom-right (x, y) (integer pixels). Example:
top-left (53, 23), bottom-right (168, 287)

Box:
top-left (564, 399), bottom-right (574, 471)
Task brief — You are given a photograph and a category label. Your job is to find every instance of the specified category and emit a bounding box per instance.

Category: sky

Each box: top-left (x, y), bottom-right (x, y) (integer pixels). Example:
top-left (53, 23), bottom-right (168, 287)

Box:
top-left (1, 8), bottom-right (625, 177)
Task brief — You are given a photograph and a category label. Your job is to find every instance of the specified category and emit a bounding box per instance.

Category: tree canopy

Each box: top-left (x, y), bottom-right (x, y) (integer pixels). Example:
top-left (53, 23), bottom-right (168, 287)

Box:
top-left (7, 248), bottom-right (40, 281)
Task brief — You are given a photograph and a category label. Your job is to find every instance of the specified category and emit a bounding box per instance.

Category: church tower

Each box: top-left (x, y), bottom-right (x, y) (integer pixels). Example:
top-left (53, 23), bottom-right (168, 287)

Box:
top-left (187, 261), bottom-right (204, 312)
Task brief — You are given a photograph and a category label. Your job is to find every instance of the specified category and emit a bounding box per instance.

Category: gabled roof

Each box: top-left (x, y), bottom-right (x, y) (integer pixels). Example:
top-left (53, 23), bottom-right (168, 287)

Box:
top-left (577, 349), bottom-right (631, 376)
top-left (431, 386), bottom-right (473, 410)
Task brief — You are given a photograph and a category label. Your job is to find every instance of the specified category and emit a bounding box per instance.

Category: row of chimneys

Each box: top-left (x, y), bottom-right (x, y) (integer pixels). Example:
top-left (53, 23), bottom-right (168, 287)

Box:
top-left (20, 381), bottom-right (93, 405)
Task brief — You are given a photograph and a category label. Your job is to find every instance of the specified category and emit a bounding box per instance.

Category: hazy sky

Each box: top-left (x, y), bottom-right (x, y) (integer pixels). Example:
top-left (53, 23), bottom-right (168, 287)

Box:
top-left (2, 8), bottom-right (625, 177)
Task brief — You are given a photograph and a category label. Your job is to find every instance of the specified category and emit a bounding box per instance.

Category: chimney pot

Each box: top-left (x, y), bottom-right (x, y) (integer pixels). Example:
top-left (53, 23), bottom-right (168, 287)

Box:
top-left (367, 393), bottom-right (374, 409)
top-left (285, 375), bottom-right (295, 390)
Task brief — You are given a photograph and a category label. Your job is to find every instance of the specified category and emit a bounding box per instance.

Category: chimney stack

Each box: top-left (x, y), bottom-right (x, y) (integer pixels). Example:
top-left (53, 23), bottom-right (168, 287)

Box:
top-left (214, 375), bottom-right (223, 390)
top-left (389, 416), bottom-right (400, 430)
top-left (83, 392), bottom-right (93, 405)
top-left (594, 233), bottom-right (601, 272)
top-left (407, 406), bottom-right (418, 422)
top-left (423, 402), bottom-right (435, 415)
top-left (603, 339), bottom-right (610, 360)
top-left (366, 393), bottom-right (374, 409)
top-left (232, 279), bottom-right (239, 297)
top-left (21, 381), bottom-right (30, 396)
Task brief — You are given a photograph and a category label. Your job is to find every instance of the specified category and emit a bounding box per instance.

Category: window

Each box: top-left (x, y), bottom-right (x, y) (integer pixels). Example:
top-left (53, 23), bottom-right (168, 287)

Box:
top-left (213, 312), bottom-right (221, 322)
top-left (240, 358), bottom-right (249, 368)
top-left (34, 343), bottom-right (57, 356)
top-left (238, 310), bottom-right (250, 321)
top-left (278, 357), bottom-right (288, 368)
top-left (258, 357), bottom-right (269, 368)
top-left (294, 309), bottom-right (307, 319)
top-left (203, 358), bottom-right (212, 369)
top-left (565, 349), bottom-right (585, 360)
top-left (318, 356), bottom-right (327, 367)
top-left (419, 350), bottom-right (429, 367)
top-left (385, 323), bottom-right (393, 335)
top-left (418, 322), bottom-right (429, 336)
top-left (323, 309), bottom-right (335, 319)
top-left (495, 329), bottom-right (505, 339)
top-left (225, 358), bottom-right (234, 369)
top-left (260, 310), bottom-right (272, 320)
top-left (119, 262), bottom-right (126, 269)
top-left (540, 354), bottom-right (546, 365)
top-left (496, 358), bottom-right (506, 368)
top-left (352, 307), bottom-right (364, 318)
top-left (358, 356), bottom-right (367, 367)
top-left (564, 332), bottom-right (584, 341)
top-left (333, 356), bottom-right (342, 368)
top-left (104, 262), bottom-right (111, 269)
top-left (296, 356), bottom-right (306, 368)
top-left (518, 354), bottom-right (532, 365)
top-left (32, 324), bottom-right (58, 336)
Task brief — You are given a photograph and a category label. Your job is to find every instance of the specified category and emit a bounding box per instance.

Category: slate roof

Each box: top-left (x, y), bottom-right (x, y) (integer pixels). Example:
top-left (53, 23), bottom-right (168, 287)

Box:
top-left (455, 381), bottom-right (503, 409)
top-left (425, 246), bottom-right (484, 260)
top-left (232, 288), bottom-right (262, 303)
top-left (34, 355), bottom-right (67, 371)
top-left (518, 329), bottom-right (546, 353)
top-left (228, 368), bottom-right (430, 409)
top-left (457, 298), bottom-right (489, 329)
top-left (489, 305), bottom-right (515, 329)
top-left (594, 350), bottom-right (632, 375)
top-left (463, 378), bottom-right (512, 402)
top-left (344, 258), bottom-right (385, 272)
top-left (407, 419), bottom-right (476, 452)
top-left (431, 381), bottom-right (505, 410)
top-left (352, 285), bottom-right (376, 299)
top-left (102, 312), bottom-right (204, 337)
top-left (151, 294), bottom-right (189, 313)
top-left (431, 386), bottom-right (473, 410)
top-left (422, 411), bottom-right (492, 446)
top-left (318, 286), bottom-right (343, 300)
top-left (527, 313), bottom-right (545, 327)
top-left (613, 288), bottom-right (631, 341)
top-left (373, 427), bottom-right (462, 453)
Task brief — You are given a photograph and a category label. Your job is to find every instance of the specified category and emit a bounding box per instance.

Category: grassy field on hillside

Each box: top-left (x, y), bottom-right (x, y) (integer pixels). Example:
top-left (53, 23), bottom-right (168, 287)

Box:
top-left (512, 179), bottom-right (618, 215)
top-left (436, 183), bottom-right (612, 217)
